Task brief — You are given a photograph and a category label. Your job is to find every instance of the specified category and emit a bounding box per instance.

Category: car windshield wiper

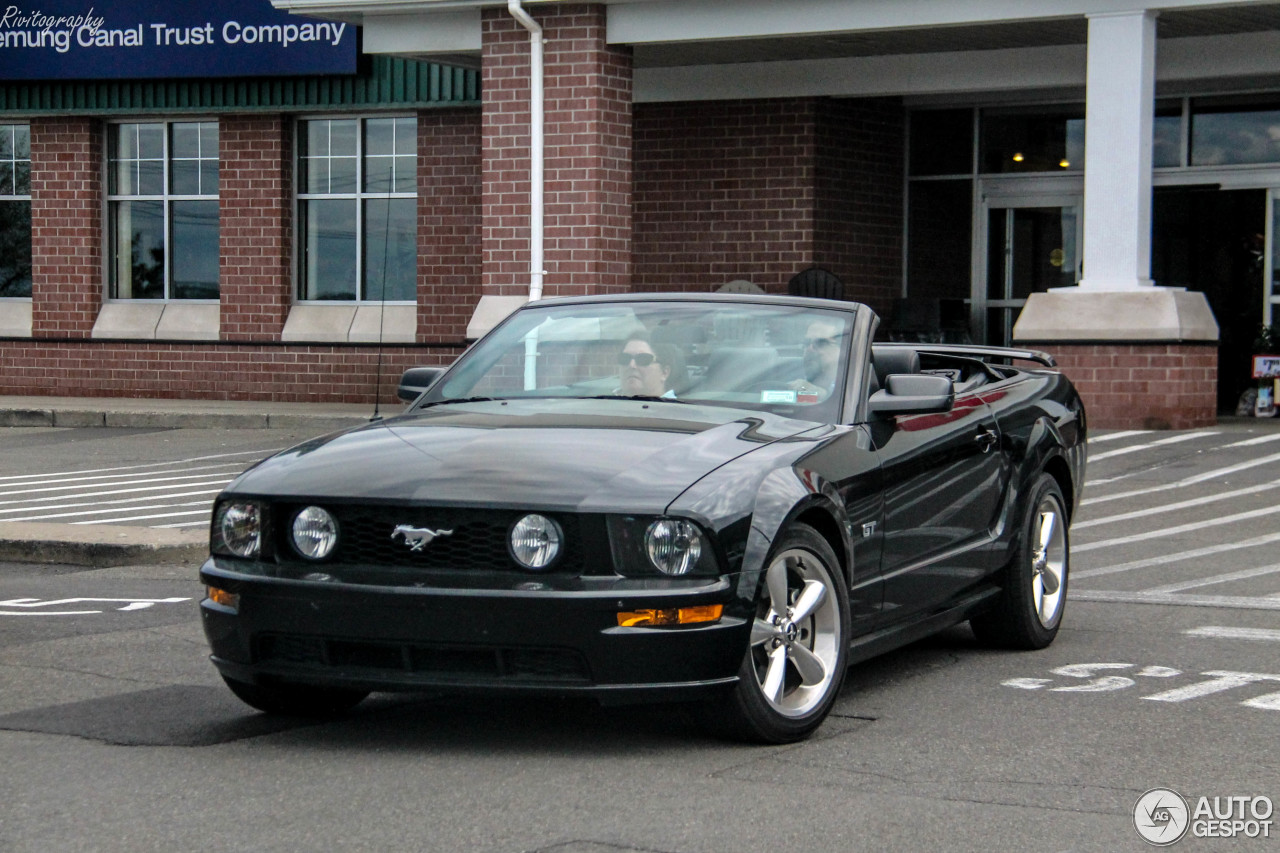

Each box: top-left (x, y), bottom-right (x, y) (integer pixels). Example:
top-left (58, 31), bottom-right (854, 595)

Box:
top-left (583, 394), bottom-right (688, 403)
top-left (416, 396), bottom-right (501, 409)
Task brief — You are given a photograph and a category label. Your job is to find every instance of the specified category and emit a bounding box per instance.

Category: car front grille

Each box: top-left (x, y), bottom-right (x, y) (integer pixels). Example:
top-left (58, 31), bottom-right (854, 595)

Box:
top-left (273, 504), bottom-right (602, 575)
top-left (257, 633), bottom-right (591, 684)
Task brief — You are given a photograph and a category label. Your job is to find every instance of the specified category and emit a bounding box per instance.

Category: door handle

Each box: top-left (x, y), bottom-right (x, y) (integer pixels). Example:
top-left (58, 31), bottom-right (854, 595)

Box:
top-left (975, 428), bottom-right (999, 453)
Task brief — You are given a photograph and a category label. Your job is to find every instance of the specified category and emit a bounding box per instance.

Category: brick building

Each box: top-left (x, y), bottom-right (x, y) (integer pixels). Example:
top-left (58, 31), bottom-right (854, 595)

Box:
top-left (5, 1), bottom-right (1280, 427)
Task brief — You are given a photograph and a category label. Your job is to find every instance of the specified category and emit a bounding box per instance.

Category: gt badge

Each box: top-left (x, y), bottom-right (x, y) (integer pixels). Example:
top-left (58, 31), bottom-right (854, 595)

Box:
top-left (391, 524), bottom-right (454, 551)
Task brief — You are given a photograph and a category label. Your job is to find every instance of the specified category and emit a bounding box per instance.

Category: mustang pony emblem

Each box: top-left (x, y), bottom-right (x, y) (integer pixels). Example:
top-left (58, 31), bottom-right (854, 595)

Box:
top-left (391, 524), bottom-right (454, 551)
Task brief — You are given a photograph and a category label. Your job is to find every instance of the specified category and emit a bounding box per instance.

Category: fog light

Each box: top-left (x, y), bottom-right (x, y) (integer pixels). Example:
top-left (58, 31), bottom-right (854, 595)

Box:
top-left (206, 585), bottom-right (240, 612)
top-left (509, 514), bottom-right (562, 570)
top-left (617, 605), bottom-right (723, 627)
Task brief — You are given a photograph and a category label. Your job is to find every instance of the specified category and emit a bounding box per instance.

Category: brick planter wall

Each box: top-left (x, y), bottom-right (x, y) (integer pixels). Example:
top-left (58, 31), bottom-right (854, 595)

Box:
top-left (1045, 343), bottom-right (1218, 430)
top-left (0, 340), bottom-right (462, 404)
top-left (29, 117), bottom-right (101, 338)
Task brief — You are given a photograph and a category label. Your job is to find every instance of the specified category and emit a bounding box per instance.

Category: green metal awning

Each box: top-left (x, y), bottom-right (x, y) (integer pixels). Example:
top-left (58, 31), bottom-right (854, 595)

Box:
top-left (0, 56), bottom-right (479, 115)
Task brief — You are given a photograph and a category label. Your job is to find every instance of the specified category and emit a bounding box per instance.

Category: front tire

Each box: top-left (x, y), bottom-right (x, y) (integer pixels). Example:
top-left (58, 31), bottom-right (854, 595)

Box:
top-left (703, 524), bottom-right (850, 743)
top-left (222, 675), bottom-right (369, 717)
top-left (970, 472), bottom-right (1069, 650)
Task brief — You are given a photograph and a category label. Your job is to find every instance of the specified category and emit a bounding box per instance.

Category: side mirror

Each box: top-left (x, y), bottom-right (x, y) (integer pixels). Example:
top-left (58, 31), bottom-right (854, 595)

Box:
top-left (398, 367), bottom-right (445, 402)
top-left (868, 373), bottom-right (954, 416)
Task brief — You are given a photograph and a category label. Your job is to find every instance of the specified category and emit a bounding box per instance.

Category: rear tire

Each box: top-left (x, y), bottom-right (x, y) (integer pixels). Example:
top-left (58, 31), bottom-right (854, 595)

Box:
top-left (222, 675), bottom-right (368, 717)
top-left (701, 524), bottom-right (850, 743)
top-left (970, 472), bottom-right (1069, 650)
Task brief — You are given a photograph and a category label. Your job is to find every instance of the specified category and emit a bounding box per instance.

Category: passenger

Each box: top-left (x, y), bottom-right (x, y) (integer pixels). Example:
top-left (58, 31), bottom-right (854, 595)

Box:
top-left (618, 332), bottom-right (677, 398)
top-left (791, 319), bottom-right (843, 399)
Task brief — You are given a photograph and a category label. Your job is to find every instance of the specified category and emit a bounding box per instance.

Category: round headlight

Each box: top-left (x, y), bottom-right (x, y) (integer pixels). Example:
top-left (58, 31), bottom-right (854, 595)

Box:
top-left (509, 514), bottom-right (562, 570)
top-left (215, 502), bottom-right (261, 558)
top-left (292, 506), bottom-right (338, 560)
top-left (645, 518), bottom-right (703, 576)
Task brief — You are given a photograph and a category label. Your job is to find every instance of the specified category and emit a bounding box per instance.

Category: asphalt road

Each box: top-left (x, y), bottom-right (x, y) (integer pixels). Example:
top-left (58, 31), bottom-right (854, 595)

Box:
top-left (1, 422), bottom-right (1279, 851)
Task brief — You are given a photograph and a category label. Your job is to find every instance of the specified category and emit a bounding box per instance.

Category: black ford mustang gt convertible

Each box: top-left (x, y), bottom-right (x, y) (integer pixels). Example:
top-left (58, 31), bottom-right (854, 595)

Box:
top-left (201, 293), bottom-right (1086, 743)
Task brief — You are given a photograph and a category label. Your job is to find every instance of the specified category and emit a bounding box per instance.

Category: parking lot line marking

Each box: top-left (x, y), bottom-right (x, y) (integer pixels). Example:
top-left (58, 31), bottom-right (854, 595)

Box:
top-left (1073, 531), bottom-right (1280, 579)
top-left (1223, 434), bottom-right (1280, 448)
top-left (1070, 589), bottom-right (1280, 611)
top-left (1184, 626), bottom-right (1280, 642)
top-left (0, 462), bottom-right (248, 492)
top-left (0, 478), bottom-right (239, 507)
top-left (75, 509), bottom-right (211, 524)
top-left (1082, 449), bottom-right (1280, 506)
top-left (1073, 482), bottom-right (1280, 529)
top-left (1144, 564), bottom-right (1280, 594)
top-left (1088, 432), bottom-right (1217, 462)
top-left (0, 449), bottom-right (274, 483)
top-left (1074, 504), bottom-right (1280, 553)
top-left (1088, 430), bottom-right (1151, 444)
top-left (5, 498), bottom-right (215, 523)
top-left (0, 470), bottom-right (244, 500)
top-left (0, 488), bottom-right (225, 518)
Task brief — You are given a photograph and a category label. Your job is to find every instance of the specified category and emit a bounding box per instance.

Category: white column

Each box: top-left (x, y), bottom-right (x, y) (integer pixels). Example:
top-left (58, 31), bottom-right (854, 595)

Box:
top-left (1078, 10), bottom-right (1157, 291)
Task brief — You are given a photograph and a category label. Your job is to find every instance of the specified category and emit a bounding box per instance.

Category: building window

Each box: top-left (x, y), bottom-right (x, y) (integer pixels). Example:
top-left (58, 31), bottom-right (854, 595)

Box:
top-left (0, 123), bottom-right (31, 298)
top-left (297, 116), bottom-right (417, 302)
top-left (979, 106), bottom-right (1085, 174)
top-left (107, 121), bottom-right (220, 299)
top-left (1190, 96), bottom-right (1280, 167)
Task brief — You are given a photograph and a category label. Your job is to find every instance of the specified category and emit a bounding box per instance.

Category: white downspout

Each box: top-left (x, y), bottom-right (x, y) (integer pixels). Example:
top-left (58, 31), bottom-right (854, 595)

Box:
top-left (508, 0), bottom-right (545, 302)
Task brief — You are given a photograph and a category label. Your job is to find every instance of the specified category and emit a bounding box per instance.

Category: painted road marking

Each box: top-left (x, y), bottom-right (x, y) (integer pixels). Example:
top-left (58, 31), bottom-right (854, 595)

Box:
top-left (0, 597), bottom-right (192, 616)
top-left (0, 471), bottom-right (245, 501)
top-left (1223, 434), bottom-right (1280, 448)
top-left (1072, 531), bottom-right (1280, 579)
top-left (1184, 626), bottom-right (1280, 642)
top-left (1, 494), bottom-right (222, 522)
top-left (1074, 504), bottom-right (1280, 553)
top-left (1073, 482), bottom-right (1280, 530)
top-left (1144, 564), bottom-right (1280, 595)
top-left (1070, 590), bottom-right (1280, 611)
top-left (1088, 432), bottom-right (1217, 462)
top-left (1088, 430), bottom-right (1151, 444)
top-left (1083, 449), bottom-right (1280, 506)
top-left (1002, 663), bottom-right (1280, 711)
top-left (0, 461), bottom-right (250, 493)
top-left (0, 449), bottom-right (274, 483)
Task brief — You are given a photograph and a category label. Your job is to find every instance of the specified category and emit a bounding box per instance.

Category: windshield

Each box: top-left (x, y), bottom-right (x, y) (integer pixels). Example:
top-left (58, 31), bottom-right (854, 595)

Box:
top-left (421, 299), bottom-right (858, 421)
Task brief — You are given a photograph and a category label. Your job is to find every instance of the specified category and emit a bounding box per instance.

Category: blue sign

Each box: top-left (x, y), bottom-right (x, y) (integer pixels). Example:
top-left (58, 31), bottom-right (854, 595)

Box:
top-left (0, 0), bottom-right (358, 80)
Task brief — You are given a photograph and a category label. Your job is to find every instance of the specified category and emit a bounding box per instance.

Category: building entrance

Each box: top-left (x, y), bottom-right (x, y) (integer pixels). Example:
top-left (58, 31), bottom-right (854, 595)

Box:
top-left (1152, 187), bottom-right (1266, 413)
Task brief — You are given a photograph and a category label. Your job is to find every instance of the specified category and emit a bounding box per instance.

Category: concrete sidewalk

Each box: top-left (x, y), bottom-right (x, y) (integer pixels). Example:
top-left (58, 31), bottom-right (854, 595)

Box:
top-left (0, 394), bottom-right (386, 568)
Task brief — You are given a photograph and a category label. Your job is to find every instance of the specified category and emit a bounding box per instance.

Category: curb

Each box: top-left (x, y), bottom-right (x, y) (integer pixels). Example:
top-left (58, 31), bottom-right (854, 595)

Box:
top-left (0, 522), bottom-right (207, 568)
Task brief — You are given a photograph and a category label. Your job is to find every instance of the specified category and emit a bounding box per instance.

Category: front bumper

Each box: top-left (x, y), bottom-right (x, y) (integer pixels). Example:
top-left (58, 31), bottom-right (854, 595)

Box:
top-left (200, 558), bottom-right (750, 702)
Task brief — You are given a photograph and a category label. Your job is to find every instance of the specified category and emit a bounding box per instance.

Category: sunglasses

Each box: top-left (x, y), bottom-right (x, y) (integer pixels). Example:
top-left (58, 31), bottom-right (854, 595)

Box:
top-left (617, 352), bottom-right (659, 367)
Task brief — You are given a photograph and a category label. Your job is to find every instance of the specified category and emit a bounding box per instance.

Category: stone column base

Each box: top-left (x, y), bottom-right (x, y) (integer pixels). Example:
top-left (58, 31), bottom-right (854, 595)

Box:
top-left (1014, 290), bottom-right (1219, 430)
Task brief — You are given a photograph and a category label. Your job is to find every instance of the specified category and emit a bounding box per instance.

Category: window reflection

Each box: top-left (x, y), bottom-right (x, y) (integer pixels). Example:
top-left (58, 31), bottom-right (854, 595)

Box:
top-left (0, 124), bottom-right (31, 297)
top-left (1191, 99), bottom-right (1280, 167)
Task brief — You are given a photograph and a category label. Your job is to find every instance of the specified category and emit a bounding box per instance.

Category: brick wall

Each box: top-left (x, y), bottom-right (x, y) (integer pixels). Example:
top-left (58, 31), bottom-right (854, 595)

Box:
top-left (481, 4), bottom-right (632, 297)
top-left (220, 115), bottom-right (292, 340)
top-left (633, 97), bottom-right (905, 307)
top-left (419, 109), bottom-right (483, 342)
top-left (29, 117), bottom-right (101, 338)
top-left (1047, 343), bottom-right (1218, 430)
top-left (814, 98), bottom-right (904, 320)
top-left (633, 99), bottom-right (817, 294)
top-left (0, 340), bottom-right (462, 404)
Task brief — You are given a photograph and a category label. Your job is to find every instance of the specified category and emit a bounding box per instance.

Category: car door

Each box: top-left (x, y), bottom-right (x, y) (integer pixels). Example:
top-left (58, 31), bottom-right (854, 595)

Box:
top-left (871, 386), bottom-right (1007, 619)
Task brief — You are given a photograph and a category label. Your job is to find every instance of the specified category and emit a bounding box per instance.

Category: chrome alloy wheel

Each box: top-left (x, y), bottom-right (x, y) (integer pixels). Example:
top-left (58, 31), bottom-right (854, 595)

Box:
top-left (1030, 497), bottom-right (1067, 629)
top-left (749, 548), bottom-right (842, 717)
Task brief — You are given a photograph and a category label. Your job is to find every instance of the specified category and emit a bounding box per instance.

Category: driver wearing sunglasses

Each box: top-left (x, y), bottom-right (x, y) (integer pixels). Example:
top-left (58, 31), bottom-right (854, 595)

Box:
top-left (617, 332), bottom-right (676, 398)
top-left (790, 319), bottom-right (843, 400)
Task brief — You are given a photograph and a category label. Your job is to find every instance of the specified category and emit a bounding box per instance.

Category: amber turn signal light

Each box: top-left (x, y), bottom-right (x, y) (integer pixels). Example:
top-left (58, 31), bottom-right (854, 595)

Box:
top-left (206, 585), bottom-right (240, 612)
top-left (617, 604), bottom-right (723, 627)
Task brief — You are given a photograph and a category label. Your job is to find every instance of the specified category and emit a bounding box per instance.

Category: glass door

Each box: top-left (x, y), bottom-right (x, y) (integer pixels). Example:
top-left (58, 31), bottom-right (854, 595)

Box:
top-left (978, 195), bottom-right (1081, 346)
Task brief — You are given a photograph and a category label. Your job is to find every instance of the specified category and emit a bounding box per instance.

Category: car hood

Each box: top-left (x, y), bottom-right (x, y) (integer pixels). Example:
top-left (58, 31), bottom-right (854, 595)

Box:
top-left (225, 398), bottom-right (821, 512)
